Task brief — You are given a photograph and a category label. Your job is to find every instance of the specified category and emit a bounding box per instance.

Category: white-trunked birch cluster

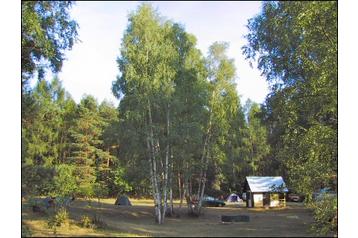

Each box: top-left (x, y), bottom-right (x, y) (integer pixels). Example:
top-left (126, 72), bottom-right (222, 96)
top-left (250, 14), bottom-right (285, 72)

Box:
top-left (113, 4), bottom-right (239, 223)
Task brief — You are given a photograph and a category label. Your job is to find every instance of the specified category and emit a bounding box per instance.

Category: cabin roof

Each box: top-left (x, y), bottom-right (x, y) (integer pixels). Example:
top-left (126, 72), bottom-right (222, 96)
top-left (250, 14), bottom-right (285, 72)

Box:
top-left (246, 176), bottom-right (288, 193)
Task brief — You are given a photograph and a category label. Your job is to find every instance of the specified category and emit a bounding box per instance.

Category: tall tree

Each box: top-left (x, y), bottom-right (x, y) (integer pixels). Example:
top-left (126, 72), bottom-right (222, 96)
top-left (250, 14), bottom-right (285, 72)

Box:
top-left (195, 42), bottom-right (239, 214)
top-left (22, 78), bottom-right (66, 167)
top-left (69, 95), bottom-right (103, 197)
top-left (243, 100), bottom-right (270, 175)
top-left (243, 1), bottom-right (337, 235)
top-left (243, 0), bottom-right (337, 197)
top-left (219, 102), bottom-right (249, 193)
top-left (112, 3), bottom-right (177, 224)
top-left (169, 23), bottom-right (209, 213)
top-left (21, 77), bottom-right (72, 196)
top-left (97, 101), bottom-right (121, 195)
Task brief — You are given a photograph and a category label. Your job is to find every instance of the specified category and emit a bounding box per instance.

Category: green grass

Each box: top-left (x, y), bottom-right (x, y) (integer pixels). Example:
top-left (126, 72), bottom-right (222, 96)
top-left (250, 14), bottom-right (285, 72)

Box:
top-left (22, 198), bottom-right (316, 237)
top-left (22, 199), bottom-right (145, 237)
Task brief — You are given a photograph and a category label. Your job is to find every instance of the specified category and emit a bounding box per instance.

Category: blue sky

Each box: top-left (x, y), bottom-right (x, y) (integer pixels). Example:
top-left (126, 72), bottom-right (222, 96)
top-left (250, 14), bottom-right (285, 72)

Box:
top-left (55, 1), bottom-right (269, 105)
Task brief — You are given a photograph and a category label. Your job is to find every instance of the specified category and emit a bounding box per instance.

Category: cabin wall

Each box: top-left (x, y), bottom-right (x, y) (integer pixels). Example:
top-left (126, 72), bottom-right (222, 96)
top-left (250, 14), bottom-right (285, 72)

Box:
top-left (253, 193), bottom-right (263, 207)
top-left (246, 192), bottom-right (287, 208)
top-left (243, 178), bottom-right (288, 208)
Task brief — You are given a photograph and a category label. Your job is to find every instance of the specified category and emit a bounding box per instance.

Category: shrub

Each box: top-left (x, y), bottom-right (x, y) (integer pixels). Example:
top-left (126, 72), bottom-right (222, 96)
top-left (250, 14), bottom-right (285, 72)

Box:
top-left (80, 215), bottom-right (94, 228)
top-left (310, 195), bottom-right (337, 236)
top-left (80, 214), bottom-right (107, 229)
top-left (48, 207), bottom-right (69, 231)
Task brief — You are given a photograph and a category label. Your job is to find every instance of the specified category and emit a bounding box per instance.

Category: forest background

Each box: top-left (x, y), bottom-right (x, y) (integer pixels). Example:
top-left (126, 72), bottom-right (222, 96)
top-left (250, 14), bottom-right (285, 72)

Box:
top-left (0, 0), bottom-right (354, 237)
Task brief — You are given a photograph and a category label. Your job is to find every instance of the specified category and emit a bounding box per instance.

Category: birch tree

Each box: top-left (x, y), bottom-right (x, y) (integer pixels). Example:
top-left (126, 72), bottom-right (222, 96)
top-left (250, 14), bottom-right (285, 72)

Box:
top-left (194, 42), bottom-right (239, 215)
top-left (112, 3), bottom-right (177, 224)
top-left (169, 23), bottom-right (209, 214)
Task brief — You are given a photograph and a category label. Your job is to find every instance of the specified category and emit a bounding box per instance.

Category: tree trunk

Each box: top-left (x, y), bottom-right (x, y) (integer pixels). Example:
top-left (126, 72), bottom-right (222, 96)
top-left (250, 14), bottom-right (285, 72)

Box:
top-left (184, 175), bottom-right (193, 214)
top-left (169, 186), bottom-right (173, 215)
top-left (146, 139), bottom-right (156, 203)
top-left (178, 171), bottom-right (183, 208)
top-left (161, 103), bottom-right (170, 223)
top-left (147, 100), bottom-right (162, 224)
top-left (168, 147), bottom-right (174, 216)
top-left (196, 106), bottom-right (213, 215)
top-left (197, 149), bottom-right (210, 214)
top-left (197, 136), bottom-right (208, 199)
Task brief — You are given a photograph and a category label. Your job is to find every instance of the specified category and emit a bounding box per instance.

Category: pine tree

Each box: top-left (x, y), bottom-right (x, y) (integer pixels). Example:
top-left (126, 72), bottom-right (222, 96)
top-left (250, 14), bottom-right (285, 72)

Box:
top-left (69, 95), bottom-right (103, 197)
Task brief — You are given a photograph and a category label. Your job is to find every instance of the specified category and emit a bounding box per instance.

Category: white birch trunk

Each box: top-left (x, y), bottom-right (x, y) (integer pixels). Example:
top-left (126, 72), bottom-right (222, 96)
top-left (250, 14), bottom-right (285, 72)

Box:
top-left (146, 139), bottom-right (156, 202)
top-left (162, 103), bottom-right (170, 223)
top-left (196, 97), bottom-right (214, 215)
top-left (168, 147), bottom-right (174, 216)
top-left (148, 100), bottom-right (162, 224)
top-left (197, 149), bottom-right (210, 214)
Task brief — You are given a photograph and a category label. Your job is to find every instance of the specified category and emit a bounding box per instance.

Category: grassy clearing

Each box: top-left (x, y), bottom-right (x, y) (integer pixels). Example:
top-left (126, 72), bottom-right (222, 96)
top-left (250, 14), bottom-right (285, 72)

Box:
top-left (22, 198), bottom-right (317, 237)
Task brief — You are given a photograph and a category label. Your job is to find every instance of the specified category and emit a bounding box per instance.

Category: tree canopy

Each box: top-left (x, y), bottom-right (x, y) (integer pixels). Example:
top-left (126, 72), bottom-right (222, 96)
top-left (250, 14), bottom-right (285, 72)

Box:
top-left (21, 2), bottom-right (337, 234)
top-left (21, 1), bottom-right (78, 88)
top-left (243, 1), bottom-right (337, 234)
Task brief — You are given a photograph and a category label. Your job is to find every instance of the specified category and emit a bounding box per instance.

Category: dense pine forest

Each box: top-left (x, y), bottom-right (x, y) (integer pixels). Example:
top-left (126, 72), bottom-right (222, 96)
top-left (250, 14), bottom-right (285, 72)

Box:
top-left (21, 1), bottom-right (337, 235)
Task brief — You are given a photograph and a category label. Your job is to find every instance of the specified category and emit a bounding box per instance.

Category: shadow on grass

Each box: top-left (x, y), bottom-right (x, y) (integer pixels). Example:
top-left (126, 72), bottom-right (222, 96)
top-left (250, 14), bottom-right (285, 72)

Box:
top-left (22, 198), bottom-right (316, 237)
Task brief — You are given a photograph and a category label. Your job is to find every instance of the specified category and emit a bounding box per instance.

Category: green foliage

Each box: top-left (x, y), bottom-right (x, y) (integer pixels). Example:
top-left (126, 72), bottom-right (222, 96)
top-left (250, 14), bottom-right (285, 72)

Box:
top-left (112, 3), bottom-right (180, 203)
top-left (51, 164), bottom-right (77, 197)
top-left (93, 182), bottom-right (109, 202)
top-left (79, 214), bottom-right (107, 230)
top-left (80, 215), bottom-right (94, 229)
top-left (23, 79), bottom-right (63, 167)
top-left (111, 4), bottom-right (260, 209)
top-left (243, 2), bottom-right (337, 233)
top-left (48, 207), bottom-right (69, 233)
top-left (69, 95), bottom-right (104, 196)
top-left (22, 165), bottom-right (55, 196)
top-left (22, 78), bottom-right (76, 197)
top-left (21, 224), bottom-right (33, 237)
top-left (22, 77), bottom-right (124, 199)
top-left (21, 4), bottom-right (332, 227)
top-left (310, 196), bottom-right (337, 236)
top-left (21, 1), bottom-right (78, 85)
top-left (113, 167), bottom-right (132, 194)
top-left (243, 1), bottom-right (337, 195)
top-left (244, 100), bottom-right (270, 175)
top-left (78, 183), bottom-right (95, 199)
top-left (201, 42), bottom-right (241, 194)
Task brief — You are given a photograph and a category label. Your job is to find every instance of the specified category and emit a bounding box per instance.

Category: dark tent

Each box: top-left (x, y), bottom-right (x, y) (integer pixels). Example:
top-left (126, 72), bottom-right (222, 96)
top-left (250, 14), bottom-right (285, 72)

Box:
top-left (115, 195), bottom-right (132, 206)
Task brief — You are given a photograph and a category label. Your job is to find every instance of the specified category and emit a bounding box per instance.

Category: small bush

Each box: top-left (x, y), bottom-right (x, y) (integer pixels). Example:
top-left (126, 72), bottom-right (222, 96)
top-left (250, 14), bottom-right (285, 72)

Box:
top-left (48, 207), bottom-right (69, 229)
top-left (80, 214), bottom-right (107, 229)
top-left (80, 215), bottom-right (94, 228)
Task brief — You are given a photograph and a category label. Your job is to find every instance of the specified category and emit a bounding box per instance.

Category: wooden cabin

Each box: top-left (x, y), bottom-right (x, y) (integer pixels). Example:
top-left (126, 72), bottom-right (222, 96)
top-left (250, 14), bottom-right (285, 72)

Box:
top-left (243, 176), bottom-right (288, 208)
